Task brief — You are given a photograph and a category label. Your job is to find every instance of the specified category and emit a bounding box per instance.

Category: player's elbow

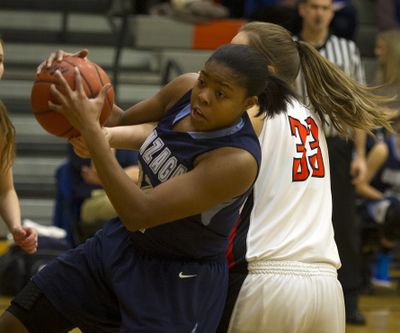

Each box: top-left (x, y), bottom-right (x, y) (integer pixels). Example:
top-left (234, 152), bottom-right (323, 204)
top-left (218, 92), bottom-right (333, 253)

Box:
top-left (117, 202), bottom-right (155, 232)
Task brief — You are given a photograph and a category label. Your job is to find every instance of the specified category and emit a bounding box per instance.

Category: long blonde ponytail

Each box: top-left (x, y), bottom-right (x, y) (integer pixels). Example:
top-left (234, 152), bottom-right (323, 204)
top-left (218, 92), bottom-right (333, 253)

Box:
top-left (240, 21), bottom-right (393, 137)
top-left (297, 40), bottom-right (393, 136)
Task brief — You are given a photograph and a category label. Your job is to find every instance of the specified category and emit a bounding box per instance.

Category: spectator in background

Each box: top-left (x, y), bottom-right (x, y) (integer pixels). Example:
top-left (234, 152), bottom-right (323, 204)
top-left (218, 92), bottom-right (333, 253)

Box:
top-left (330, 0), bottom-right (358, 40)
top-left (221, 0), bottom-right (246, 18)
top-left (377, 0), bottom-right (400, 32)
top-left (374, 29), bottom-right (400, 110)
top-left (356, 120), bottom-right (400, 288)
top-left (150, 0), bottom-right (229, 23)
top-left (53, 145), bottom-right (138, 245)
top-left (355, 29), bottom-right (400, 288)
top-left (242, 0), bottom-right (297, 17)
top-left (68, 144), bottom-right (139, 225)
top-left (295, 0), bottom-right (367, 325)
top-left (223, 0), bottom-right (357, 39)
top-left (223, 0), bottom-right (300, 33)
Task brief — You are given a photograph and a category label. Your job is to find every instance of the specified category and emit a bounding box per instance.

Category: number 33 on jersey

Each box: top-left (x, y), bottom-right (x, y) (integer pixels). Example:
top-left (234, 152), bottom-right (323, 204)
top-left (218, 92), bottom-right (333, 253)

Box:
top-left (289, 115), bottom-right (325, 181)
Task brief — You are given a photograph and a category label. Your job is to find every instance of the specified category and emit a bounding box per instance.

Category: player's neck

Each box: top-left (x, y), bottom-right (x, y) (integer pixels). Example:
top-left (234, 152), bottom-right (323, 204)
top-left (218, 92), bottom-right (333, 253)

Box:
top-left (300, 28), bottom-right (329, 48)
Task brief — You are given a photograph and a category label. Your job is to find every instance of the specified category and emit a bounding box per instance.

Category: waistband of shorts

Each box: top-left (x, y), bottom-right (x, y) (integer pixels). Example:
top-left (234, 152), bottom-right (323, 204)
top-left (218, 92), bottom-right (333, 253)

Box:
top-left (248, 260), bottom-right (337, 277)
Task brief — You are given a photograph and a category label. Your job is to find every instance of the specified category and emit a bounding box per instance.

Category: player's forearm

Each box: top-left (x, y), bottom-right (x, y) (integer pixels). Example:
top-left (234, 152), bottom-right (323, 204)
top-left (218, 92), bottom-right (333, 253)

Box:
top-left (0, 189), bottom-right (22, 233)
top-left (108, 123), bottom-right (155, 150)
top-left (81, 126), bottom-right (149, 230)
top-left (104, 104), bottom-right (124, 127)
top-left (355, 183), bottom-right (384, 200)
top-left (119, 100), bottom-right (163, 126)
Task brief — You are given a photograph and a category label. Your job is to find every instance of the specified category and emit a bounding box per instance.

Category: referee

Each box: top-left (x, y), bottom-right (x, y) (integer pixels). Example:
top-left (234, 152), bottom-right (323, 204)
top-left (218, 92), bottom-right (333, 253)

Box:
top-left (295, 0), bottom-right (367, 326)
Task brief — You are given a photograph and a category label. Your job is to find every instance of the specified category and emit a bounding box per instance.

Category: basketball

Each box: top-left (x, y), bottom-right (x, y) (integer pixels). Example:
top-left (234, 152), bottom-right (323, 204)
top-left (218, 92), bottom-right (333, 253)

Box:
top-left (31, 56), bottom-right (114, 138)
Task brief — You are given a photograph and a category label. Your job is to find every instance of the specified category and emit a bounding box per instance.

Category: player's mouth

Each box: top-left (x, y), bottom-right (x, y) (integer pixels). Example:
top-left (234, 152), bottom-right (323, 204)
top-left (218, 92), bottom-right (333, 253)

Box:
top-left (191, 106), bottom-right (206, 120)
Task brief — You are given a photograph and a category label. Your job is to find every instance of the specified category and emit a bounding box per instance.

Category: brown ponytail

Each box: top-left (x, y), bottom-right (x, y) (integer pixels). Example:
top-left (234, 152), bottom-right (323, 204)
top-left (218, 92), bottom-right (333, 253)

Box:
top-left (240, 21), bottom-right (393, 137)
top-left (297, 40), bottom-right (393, 136)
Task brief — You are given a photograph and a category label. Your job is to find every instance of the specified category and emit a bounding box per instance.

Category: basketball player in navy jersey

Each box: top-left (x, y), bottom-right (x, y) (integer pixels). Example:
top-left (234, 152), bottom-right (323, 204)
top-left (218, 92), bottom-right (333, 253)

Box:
top-left (0, 44), bottom-right (296, 333)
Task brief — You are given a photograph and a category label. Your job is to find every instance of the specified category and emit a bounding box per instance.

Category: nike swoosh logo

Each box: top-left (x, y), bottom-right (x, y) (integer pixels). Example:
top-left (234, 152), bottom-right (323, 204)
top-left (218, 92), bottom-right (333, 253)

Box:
top-left (179, 272), bottom-right (197, 279)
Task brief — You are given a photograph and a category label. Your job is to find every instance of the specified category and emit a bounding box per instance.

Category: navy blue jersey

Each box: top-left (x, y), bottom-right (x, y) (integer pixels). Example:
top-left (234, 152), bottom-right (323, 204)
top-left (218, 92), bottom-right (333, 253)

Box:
top-left (129, 90), bottom-right (261, 259)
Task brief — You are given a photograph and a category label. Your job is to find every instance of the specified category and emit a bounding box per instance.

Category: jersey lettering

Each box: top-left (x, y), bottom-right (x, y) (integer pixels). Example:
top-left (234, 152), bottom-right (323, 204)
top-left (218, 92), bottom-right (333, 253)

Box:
top-left (171, 164), bottom-right (188, 178)
top-left (150, 147), bottom-right (171, 173)
top-left (289, 115), bottom-right (325, 181)
top-left (159, 156), bottom-right (178, 182)
top-left (140, 131), bottom-right (188, 183)
top-left (142, 138), bottom-right (164, 164)
top-left (140, 130), bottom-right (157, 154)
top-left (306, 117), bottom-right (325, 178)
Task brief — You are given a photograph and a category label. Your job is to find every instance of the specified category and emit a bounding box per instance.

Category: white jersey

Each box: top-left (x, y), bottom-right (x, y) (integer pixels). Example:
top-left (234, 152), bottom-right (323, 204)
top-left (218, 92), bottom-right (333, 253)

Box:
top-left (228, 99), bottom-right (341, 269)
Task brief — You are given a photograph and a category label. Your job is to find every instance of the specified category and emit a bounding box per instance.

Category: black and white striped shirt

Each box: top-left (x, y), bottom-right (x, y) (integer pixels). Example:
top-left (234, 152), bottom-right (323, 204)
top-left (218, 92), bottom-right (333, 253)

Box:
top-left (294, 34), bottom-right (366, 137)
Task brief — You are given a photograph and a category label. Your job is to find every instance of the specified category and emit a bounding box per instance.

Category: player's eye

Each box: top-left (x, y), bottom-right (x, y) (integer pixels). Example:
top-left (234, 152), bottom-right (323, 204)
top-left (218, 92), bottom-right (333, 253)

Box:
top-left (197, 78), bottom-right (206, 87)
top-left (216, 91), bottom-right (225, 99)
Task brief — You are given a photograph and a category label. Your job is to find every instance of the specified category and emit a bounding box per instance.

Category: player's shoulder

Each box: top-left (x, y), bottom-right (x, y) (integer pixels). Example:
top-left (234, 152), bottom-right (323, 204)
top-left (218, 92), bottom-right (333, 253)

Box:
top-left (285, 98), bottom-right (307, 115)
top-left (165, 72), bottom-right (199, 93)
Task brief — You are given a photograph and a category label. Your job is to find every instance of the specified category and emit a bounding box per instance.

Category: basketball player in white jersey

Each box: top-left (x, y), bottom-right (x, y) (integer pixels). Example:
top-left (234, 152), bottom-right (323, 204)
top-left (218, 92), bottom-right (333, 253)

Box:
top-left (216, 22), bottom-right (393, 333)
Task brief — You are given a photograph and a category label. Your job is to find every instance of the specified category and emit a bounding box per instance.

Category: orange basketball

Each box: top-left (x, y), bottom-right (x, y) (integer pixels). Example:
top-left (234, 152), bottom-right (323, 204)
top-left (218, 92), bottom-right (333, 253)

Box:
top-left (31, 56), bottom-right (115, 138)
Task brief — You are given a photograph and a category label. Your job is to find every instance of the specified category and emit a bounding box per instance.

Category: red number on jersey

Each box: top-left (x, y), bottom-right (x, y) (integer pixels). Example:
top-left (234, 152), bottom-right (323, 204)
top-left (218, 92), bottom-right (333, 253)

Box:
top-left (289, 116), bottom-right (325, 181)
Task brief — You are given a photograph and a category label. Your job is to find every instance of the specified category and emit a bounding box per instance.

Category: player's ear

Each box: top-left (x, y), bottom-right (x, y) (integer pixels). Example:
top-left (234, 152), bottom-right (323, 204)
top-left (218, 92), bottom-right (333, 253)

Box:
top-left (245, 96), bottom-right (258, 111)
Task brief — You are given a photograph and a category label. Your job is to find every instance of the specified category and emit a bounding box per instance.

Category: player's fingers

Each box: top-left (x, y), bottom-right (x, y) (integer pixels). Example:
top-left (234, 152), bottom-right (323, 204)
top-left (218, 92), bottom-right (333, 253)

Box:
top-left (36, 61), bottom-right (46, 74)
top-left (16, 230), bottom-right (38, 253)
top-left (54, 70), bottom-right (73, 95)
top-left (75, 67), bottom-right (87, 97)
top-left (72, 144), bottom-right (91, 158)
top-left (74, 49), bottom-right (89, 59)
top-left (97, 83), bottom-right (112, 102)
top-left (37, 51), bottom-right (55, 74)
top-left (69, 135), bottom-right (85, 146)
top-left (55, 49), bottom-right (66, 62)
top-left (69, 136), bottom-right (89, 151)
top-left (48, 85), bottom-right (68, 113)
top-left (49, 83), bottom-right (67, 105)
top-left (22, 241), bottom-right (38, 254)
top-left (48, 99), bottom-right (63, 113)
top-left (12, 229), bottom-right (27, 243)
top-left (351, 174), bottom-right (362, 185)
top-left (19, 235), bottom-right (34, 247)
top-left (74, 67), bottom-right (86, 96)
top-left (45, 52), bottom-right (57, 69)
top-left (71, 141), bottom-right (88, 156)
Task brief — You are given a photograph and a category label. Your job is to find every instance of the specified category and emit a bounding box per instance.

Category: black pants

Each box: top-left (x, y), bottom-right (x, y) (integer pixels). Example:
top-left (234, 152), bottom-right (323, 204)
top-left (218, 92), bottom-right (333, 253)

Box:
top-left (327, 137), bottom-right (362, 312)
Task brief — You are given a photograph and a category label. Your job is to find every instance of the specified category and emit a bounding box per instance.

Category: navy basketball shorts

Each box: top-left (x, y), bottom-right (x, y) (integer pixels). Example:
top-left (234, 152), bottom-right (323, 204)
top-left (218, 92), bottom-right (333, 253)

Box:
top-left (28, 218), bottom-right (228, 333)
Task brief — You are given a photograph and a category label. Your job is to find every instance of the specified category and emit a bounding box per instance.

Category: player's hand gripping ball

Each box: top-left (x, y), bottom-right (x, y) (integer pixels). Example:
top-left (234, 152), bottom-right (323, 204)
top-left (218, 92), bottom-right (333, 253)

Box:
top-left (31, 56), bottom-right (114, 138)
